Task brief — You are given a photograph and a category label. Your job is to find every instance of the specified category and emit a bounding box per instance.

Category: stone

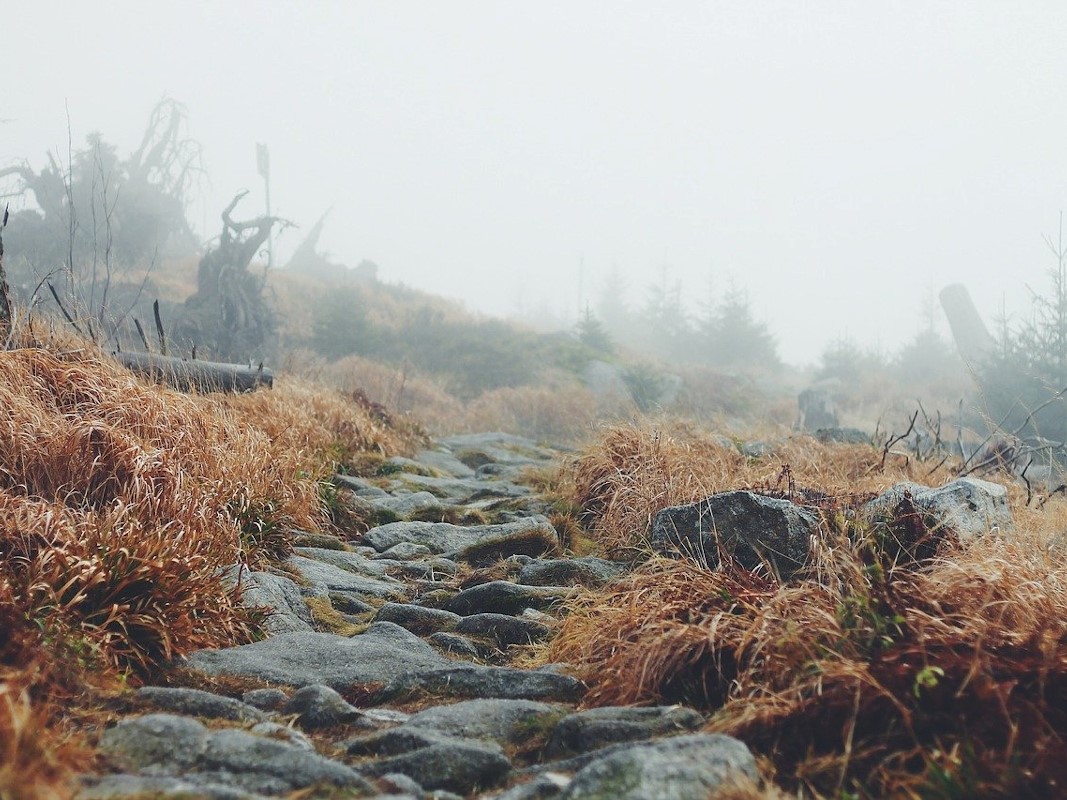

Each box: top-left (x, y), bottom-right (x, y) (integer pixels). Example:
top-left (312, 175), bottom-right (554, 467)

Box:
top-left (364, 517), bottom-right (558, 562)
top-left (429, 632), bottom-right (482, 658)
top-left (815, 427), bottom-right (871, 445)
top-left (241, 688), bottom-right (288, 712)
top-left (517, 558), bottom-right (628, 588)
top-left (356, 738), bottom-right (512, 794)
top-left (285, 555), bottom-right (406, 599)
top-left (196, 727), bottom-right (372, 795)
top-left (454, 613), bottom-right (552, 647)
top-left (293, 546), bottom-right (393, 577)
top-left (493, 772), bottom-right (572, 800)
top-left (223, 566), bottom-right (312, 634)
top-left (380, 455), bottom-right (435, 476)
top-left (99, 713), bottom-right (374, 796)
top-left (282, 684), bottom-right (375, 730)
top-left (374, 602), bottom-right (462, 635)
top-left (416, 448), bottom-right (478, 477)
top-left (441, 582), bottom-right (577, 617)
top-left (864, 477), bottom-right (1012, 540)
top-left (133, 687), bottom-right (267, 724)
top-left (383, 665), bottom-right (585, 703)
top-left (544, 706), bottom-right (705, 758)
top-left (377, 541), bottom-right (435, 560)
top-left (79, 773), bottom-right (253, 800)
top-left (650, 491), bottom-right (818, 580)
top-left (403, 699), bottom-right (564, 746)
top-left (185, 624), bottom-right (448, 690)
top-left (559, 733), bottom-right (757, 800)
top-left (332, 473), bottom-right (389, 497)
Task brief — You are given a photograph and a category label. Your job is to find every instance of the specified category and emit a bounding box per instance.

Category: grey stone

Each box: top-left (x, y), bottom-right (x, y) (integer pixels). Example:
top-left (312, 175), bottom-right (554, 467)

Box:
top-left (493, 773), bottom-right (571, 800)
top-left (283, 684), bottom-right (375, 730)
top-left (441, 582), bottom-right (576, 617)
top-left (377, 541), bottom-right (435, 560)
top-left (356, 738), bottom-right (511, 794)
top-left (374, 602), bottom-right (462, 635)
top-left (815, 427), bottom-right (871, 445)
top-left (329, 592), bottom-right (377, 615)
top-left (864, 477), bottom-right (1012, 540)
top-left (390, 473), bottom-right (531, 503)
top-left (381, 456), bottom-right (435, 476)
top-left (559, 733), bottom-right (757, 800)
top-left (347, 727), bottom-right (455, 758)
top-left (197, 727), bottom-right (373, 795)
top-left (545, 706), bottom-right (705, 758)
top-left (79, 773), bottom-right (258, 800)
top-left (404, 699), bottom-right (564, 746)
top-left (293, 546), bottom-right (393, 577)
top-left (246, 721), bottom-right (315, 751)
top-left (369, 490), bottom-right (451, 519)
top-left (332, 473), bottom-right (389, 497)
top-left (650, 491), bottom-right (818, 579)
top-left (134, 687), bottom-right (267, 723)
top-left (185, 625), bottom-right (447, 690)
top-left (377, 771), bottom-right (428, 797)
top-left (416, 448), bottom-right (478, 478)
top-left (223, 566), bottom-right (312, 634)
top-left (99, 713), bottom-right (208, 772)
top-left (517, 558), bottom-right (628, 588)
top-left (429, 632), bottom-right (482, 658)
top-left (383, 665), bottom-right (585, 703)
top-left (241, 688), bottom-right (288, 712)
top-left (454, 613), bottom-right (552, 647)
top-left (285, 555), bottom-right (406, 599)
top-left (439, 433), bottom-right (558, 464)
top-left (364, 517), bottom-right (558, 562)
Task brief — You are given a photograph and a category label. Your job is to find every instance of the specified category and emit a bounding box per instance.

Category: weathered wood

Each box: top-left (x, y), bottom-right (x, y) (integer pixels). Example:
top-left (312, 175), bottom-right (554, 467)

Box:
top-left (113, 351), bottom-right (273, 393)
top-left (939, 283), bottom-right (994, 366)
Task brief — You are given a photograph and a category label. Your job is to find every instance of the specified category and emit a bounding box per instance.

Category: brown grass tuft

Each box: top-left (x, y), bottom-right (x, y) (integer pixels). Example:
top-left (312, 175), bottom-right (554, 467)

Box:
top-left (552, 422), bottom-right (1067, 797)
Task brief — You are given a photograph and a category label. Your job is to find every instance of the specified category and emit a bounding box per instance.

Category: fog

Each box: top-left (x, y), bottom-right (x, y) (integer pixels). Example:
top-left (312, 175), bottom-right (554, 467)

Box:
top-left (4, 1), bottom-right (1067, 365)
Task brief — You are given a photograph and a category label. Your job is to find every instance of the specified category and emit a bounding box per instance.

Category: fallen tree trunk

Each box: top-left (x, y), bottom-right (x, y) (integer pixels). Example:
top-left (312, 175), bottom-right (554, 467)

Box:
top-left (113, 351), bottom-right (273, 393)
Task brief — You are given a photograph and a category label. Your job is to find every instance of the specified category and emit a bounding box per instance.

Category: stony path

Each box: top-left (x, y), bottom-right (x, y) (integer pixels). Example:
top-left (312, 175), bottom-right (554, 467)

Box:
top-left (79, 433), bottom-right (758, 800)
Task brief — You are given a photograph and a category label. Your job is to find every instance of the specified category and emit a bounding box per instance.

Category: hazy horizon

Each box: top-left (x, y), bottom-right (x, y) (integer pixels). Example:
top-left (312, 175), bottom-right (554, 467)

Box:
top-left (4, 1), bottom-right (1067, 366)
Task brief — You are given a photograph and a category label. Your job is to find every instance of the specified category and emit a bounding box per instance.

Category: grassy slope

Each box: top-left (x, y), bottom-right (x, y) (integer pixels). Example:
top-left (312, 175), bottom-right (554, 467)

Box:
top-left (549, 423), bottom-right (1067, 798)
top-left (0, 324), bottom-right (417, 798)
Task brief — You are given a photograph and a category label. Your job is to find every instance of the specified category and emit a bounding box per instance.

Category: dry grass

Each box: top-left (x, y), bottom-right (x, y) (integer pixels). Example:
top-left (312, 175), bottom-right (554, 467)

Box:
top-left (0, 324), bottom-right (414, 796)
top-left (567, 421), bottom-right (917, 555)
top-left (552, 422), bottom-right (1067, 797)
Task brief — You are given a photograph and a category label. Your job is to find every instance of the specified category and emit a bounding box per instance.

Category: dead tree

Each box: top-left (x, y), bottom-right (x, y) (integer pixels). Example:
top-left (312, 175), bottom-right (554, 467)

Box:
top-left (171, 192), bottom-right (288, 362)
top-left (0, 205), bottom-right (11, 336)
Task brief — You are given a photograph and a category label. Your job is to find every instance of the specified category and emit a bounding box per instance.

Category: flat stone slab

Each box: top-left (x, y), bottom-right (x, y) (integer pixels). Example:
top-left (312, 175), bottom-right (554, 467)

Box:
top-left (440, 581), bottom-right (576, 617)
top-left (559, 733), bottom-right (757, 800)
top-left (355, 737), bottom-right (512, 794)
top-left (292, 546), bottom-right (393, 577)
top-left (518, 557), bottom-right (629, 588)
top-left (403, 699), bottom-right (565, 746)
top-left (285, 555), bottom-right (406, 599)
top-left (383, 664), bottom-right (585, 703)
top-left (363, 516), bottom-right (558, 561)
top-left (454, 613), bottom-right (553, 647)
top-left (185, 624), bottom-right (447, 690)
top-left (99, 713), bottom-right (373, 796)
top-left (545, 706), bottom-right (705, 758)
top-left (374, 602), bottom-right (462, 635)
top-left (133, 687), bottom-right (267, 724)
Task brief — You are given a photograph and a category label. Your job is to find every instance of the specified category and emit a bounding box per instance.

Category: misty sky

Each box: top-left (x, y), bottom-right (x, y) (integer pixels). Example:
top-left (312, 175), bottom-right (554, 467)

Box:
top-left (4, 2), bottom-right (1067, 365)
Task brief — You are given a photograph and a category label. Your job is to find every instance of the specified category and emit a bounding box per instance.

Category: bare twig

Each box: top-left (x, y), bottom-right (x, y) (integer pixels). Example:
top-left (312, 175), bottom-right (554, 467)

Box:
top-left (153, 299), bottom-right (167, 356)
top-left (880, 410), bottom-right (918, 471)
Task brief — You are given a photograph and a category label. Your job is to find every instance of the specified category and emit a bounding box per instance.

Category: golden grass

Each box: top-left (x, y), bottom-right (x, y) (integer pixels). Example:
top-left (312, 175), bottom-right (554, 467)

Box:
top-left (552, 422), bottom-right (1067, 797)
top-left (0, 324), bottom-right (415, 796)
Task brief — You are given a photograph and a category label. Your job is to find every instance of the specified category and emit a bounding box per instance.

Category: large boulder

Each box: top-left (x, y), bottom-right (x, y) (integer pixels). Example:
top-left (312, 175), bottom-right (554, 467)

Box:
top-left (862, 480), bottom-right (1011, 541)
top-left (559, 733), bottom-right (757, 800)
top-left (650, 491), bottom-right (818, 579)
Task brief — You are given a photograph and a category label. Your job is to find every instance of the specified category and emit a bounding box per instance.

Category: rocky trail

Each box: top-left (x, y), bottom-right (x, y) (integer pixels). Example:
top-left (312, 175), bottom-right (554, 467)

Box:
top-left (78, 432), bottom-right (758, 800)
